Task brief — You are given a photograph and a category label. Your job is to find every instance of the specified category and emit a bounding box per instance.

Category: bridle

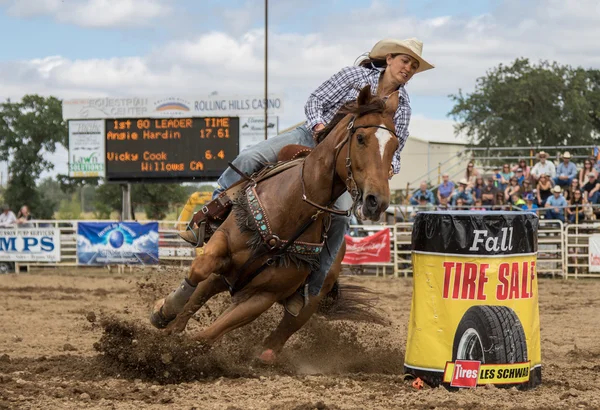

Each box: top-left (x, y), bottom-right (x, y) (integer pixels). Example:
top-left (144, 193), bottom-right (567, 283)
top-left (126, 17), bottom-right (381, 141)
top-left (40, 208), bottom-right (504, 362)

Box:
top-left (300, 115), bottom-right (398, 218)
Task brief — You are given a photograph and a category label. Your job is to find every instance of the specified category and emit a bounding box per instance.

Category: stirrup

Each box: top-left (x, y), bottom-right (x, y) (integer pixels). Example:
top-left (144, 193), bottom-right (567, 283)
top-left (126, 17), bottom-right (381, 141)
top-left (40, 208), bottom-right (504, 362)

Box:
top-left (178, 221), bottom-right (206, 247)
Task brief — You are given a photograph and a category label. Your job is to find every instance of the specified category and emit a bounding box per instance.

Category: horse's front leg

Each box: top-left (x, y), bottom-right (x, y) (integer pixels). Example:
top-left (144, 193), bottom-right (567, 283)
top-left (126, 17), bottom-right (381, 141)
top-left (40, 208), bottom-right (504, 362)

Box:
top-left (259, 269), bottom-right (339, 362)
top-left (151, 231), bottom-right (230, 331)
top-left (192, 291), bottom-right (279, 345)
top-left (164, 272), bottom-right (229, 335)
top-left (259, 243), bottom-right (344, 362)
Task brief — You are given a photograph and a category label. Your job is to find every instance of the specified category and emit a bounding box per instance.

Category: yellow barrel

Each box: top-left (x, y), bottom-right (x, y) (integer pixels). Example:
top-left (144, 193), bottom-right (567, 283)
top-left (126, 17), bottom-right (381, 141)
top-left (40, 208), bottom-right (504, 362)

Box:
top-left (405, 211), bottom-right (541, 389)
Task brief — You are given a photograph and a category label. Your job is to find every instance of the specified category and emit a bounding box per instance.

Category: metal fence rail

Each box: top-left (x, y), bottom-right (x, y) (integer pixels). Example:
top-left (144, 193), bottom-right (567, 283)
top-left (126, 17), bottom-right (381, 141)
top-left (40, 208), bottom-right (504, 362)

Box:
top-left (6, 219), bottom-right (600, 279)
top-left (537, 220), bottom-right (565, 278)
top-left (565, 224), bottom-right (600, 279)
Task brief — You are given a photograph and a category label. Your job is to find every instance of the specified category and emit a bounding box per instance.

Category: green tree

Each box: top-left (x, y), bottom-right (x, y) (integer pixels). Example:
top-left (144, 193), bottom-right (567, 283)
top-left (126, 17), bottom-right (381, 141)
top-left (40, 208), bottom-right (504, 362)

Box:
top-left (93, 182), bottom-right (122, 219)
top-left (0, 95), bottom-right (66, 217)
top-left (449, 59), bottom-right (600, 151)
top-left (134, 183), bottom-right (187, 220)
top-left (57, 193), bottom-right (82, 220)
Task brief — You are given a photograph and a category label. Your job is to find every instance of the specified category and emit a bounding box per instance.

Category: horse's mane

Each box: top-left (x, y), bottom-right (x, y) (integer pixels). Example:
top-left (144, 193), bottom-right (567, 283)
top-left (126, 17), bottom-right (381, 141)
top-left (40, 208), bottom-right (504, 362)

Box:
top-left (314, 96), bottom-right (387, 144)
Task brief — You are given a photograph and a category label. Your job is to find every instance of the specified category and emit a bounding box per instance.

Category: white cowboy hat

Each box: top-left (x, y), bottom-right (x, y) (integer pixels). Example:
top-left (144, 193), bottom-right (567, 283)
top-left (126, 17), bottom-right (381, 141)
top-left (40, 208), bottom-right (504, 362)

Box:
top-left (537, 151), bottom-right (548, 158)
top-left (552, 186), bottom-right (562, 193)
top-left (369, 38), bottom-right (434, 73)
top-left (563, 151), bottom-right (572, 159)
top-left (459, 178), bottom-right (468, 185)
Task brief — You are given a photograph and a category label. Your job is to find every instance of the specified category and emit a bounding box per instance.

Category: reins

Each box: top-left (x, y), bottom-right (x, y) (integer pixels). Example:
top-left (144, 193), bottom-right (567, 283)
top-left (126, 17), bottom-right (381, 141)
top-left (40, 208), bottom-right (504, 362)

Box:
top-left (300, 116), bottom-right (398, 217)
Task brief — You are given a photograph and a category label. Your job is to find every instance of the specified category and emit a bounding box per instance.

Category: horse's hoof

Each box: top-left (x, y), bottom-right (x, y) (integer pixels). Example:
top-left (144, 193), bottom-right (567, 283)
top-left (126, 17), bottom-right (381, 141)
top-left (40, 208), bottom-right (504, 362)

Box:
top-left (149, 299), bottom-right (171, 329)
top-left (258, 349), bottom-right (277, 364)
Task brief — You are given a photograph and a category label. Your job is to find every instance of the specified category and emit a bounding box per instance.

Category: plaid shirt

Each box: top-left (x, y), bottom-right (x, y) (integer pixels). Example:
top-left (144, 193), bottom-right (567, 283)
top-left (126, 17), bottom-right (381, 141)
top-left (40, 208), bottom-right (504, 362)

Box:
top-left (304, 66), bottom-right (411, 174)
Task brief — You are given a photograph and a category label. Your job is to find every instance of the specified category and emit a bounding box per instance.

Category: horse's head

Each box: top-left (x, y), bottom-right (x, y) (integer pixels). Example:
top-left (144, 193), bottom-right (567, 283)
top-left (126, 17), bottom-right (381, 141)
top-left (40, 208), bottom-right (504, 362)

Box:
top-left (339, 86), bottom-right (400, 221)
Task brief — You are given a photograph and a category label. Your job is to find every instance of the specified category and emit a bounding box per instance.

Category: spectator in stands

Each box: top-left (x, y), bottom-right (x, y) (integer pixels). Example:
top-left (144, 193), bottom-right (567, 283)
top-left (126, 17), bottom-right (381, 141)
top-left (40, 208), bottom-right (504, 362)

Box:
top-left (531, 151), bottom-right (556, 182)
top-left (564, 178), bottom-right (582, 202)
top-left (437, 196), bottom-right (450, 211)
top-left (514, 168), bottom-right (526, 185)
top-left (593, 156), bottom-right (600, 175)
top-left (16, 205), bottom-right (33, 227)
top-left (511, 194), bottom-right (526, 208)
top-left (505, 177), bottom-right (521, 204)
top-left (472, 176), bottom-right (485, 201)
top-left (566, 189), bottom-right (585, 223)
top-left (545, 186), bottom-right (567, 222)
top-left (496, 164), bottom-right (513, 191)
top-left (521, 180), bottom-right (534, 201)
top-left (512, 159), bottom-right (531, 182)
top-left (493, 192), bottom-right (510, 211)
top-left (481, 177), bottom-right (498, 208)
top-left (0, 204), bottom-right (16, 227)
top-left (410, 181), bottom-right (435, 205)
top-left (582, 172), bottom-right (600, 204)
top-left (410, 195), bottom-right (434, 221)
top-left (451, 179), bottom-right (473, 206)
top-left (437, 173), bottom-right (455, 204)
top-left (454, 197), bottom-right (467, 210)
top-left (492, 166), bottom-right (501, 188)
top-left (521, 194), bottom-right (538, 214)
top-left (536, 173), bottom-right (554, 207)
top-left (578, 158), bottom-right (595, 187)
top-left (554, 151), bottom-right (578, 187)
top-left (470, 198), bottom-right (485, 211)
top-left (464, 161), bottom-right (480, 188)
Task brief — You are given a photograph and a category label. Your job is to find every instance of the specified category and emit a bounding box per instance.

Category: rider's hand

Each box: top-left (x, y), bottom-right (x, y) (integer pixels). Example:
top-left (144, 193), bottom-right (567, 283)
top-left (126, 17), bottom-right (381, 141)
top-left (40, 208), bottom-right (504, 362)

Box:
top-left (312, 123), bottom-right (325, 141)
top-left (388, 166), bottom-right (394, 178)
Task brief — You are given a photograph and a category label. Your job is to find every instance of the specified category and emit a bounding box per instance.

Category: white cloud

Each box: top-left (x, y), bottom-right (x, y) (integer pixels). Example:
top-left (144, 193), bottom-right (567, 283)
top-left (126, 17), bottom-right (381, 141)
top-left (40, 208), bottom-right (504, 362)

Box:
top-left (2, 0), bottom-right (600, 131)
top-left (4, 0), bottom-right (169, 27)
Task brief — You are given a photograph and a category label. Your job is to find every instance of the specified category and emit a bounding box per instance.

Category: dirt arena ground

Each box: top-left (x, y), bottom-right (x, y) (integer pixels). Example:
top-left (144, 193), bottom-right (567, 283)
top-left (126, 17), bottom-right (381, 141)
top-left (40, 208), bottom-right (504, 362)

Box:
top-left (0, 268), bottom-right (599, 410)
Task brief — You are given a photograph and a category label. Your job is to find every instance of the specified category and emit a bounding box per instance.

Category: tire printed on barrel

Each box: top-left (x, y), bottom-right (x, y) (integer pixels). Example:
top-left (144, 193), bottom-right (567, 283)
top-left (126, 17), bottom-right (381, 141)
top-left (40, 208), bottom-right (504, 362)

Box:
top-left (452, 305), bottom-right (528, 364)
top-left (443, 305), bottom-right (531, 386)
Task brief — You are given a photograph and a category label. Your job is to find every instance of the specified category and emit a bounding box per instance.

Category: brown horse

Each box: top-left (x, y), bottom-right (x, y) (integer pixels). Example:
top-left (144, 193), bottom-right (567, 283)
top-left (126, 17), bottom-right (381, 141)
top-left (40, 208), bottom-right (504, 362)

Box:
top-left (150, 86), bottom-right (399, 361)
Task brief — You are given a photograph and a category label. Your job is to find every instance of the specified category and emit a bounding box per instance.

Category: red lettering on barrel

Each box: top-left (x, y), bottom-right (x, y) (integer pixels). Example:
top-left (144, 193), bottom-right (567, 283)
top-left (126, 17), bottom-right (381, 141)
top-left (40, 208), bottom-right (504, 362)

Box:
top-left (509, 262), bottom-right (520, 299)
top-left (477, 263), bottom-right (489, 300)
top-left (461, 263), bottom-right (478, 300)
top-left (530, 261), bottom-right (536, 298)
top-left (453, 262), bottom-right (462, 299)
top-left (521, 261), bottom-right (530, 298)
top-left (443, 261), bottom-right (455, 299)
top-left (497, 263), bottom-right (509, 300)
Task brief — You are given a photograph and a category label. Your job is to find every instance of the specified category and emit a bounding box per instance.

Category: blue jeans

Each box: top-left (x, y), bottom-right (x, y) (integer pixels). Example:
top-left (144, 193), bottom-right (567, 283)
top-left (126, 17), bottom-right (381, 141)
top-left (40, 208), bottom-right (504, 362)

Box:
top-left (545, 209), bottom-right (565, 222)
top-left (553, 177), bottom-right (572, 187)
top-left (213, 124), bottom-right (351, 296)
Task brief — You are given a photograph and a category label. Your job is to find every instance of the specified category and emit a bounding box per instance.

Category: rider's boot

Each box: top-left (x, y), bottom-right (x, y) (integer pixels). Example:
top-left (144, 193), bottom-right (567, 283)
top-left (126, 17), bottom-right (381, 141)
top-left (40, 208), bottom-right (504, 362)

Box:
top-left (284, 284), bottom-right (308, 317)
top-left (179, 226), bottom-right (202, 247)
top-left (150, 278), bottom-right (197, 328)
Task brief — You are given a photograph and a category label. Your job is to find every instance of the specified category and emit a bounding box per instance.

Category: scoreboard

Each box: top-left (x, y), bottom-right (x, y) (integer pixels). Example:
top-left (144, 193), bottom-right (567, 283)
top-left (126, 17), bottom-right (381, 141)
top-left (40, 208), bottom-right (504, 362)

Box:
top-left (104, 117), bottom-right (239, 181)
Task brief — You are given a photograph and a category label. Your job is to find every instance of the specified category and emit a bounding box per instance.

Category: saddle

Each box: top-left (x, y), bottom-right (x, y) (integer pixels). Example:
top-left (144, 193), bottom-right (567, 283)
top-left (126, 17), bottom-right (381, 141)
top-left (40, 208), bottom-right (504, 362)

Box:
top-left (179, 145), bottom-right (312, 246)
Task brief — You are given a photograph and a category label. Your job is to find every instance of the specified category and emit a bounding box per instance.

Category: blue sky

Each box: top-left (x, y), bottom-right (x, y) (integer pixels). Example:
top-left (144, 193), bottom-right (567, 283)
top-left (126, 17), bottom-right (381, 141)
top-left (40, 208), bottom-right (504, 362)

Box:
top-left (0, 0), bottom-right (508, 122)
top-left (1, 0), bottom-right (599, 178)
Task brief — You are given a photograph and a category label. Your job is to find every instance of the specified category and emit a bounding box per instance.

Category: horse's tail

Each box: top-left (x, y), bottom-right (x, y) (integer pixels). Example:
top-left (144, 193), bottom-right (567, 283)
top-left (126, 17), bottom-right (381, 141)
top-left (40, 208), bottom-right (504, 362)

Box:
top-left (317, 280), bottom-right (389, 326)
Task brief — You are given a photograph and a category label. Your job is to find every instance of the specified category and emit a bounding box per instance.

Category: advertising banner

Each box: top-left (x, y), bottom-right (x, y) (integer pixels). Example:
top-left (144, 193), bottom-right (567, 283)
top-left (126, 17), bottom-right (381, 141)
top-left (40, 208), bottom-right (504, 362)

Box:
top-left (588, 234), bottom-right (600, 272)
top-left (239, 116), bottom-right (279, 152)
top-left (405, 211), bottom-right (541, 389)
top-left (68, 120), bottom-right (106, 177)
top-left (0, 228), bottom-right (61, 262)
top-left (62, 95), bottom-right (284, 120)
top-left (77, 222), bottom-right (159, 265)
top-left (343, 229), bottom-right (391, 264)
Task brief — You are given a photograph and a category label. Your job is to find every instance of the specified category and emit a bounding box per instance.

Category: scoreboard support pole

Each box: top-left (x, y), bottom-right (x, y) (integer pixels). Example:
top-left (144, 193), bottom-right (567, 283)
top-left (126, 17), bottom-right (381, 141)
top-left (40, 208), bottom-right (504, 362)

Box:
top-left (121, 183), bottom-right (132, 221)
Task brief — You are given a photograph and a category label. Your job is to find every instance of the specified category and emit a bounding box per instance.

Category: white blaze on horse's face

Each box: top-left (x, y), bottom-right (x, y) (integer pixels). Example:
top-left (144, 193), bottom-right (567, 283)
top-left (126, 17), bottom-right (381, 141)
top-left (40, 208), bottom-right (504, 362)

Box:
top-left (375, 124), bottom-right (394, 160)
